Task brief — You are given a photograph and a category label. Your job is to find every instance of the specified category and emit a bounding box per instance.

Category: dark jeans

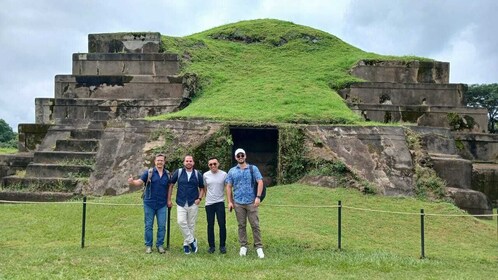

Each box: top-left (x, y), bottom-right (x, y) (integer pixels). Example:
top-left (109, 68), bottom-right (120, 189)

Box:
top-left (205, 201), bottom-right (226, 248)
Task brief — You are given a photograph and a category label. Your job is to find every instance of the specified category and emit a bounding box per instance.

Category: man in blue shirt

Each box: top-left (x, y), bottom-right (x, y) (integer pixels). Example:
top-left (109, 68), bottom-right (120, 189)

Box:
top-left (128, 153), bottom-right (170, 254)
top-left (226, 148), bottom-right (265, 259)
top-left (168, 155), bottom-right (205, 254)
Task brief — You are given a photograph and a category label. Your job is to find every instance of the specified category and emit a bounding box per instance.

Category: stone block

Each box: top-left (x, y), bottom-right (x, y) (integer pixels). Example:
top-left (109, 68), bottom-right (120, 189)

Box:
top-left (340, 82), bottom-right (465, 107)
top-left (472, 163), bottom-right (498, 206)
top-left (446, 187), bottom-right (493, 217)
top-left (25, 163), bottom-right (94, 178)
top-left (350, 60), bottom-right (449, 84)
top-left (33, 151), bottom-right (96, 164)
top-left (304, 126), bottom-right (414, 196)
top-left (431, 155), bottom-right (472, 189)
top-left (54, 75), bottom-right (183, 99)
top-left (54, 139), bottom-right (99, 152)
top-left (88, 32), bottom-right (161, 53)
top-left (350, 104), bottom-right (488, 132)
top-left (72, 53), bottom-right (179, 76)
top-left (17, 123), bottom-right (52, 152)
top-left (452, 132), bottom-right (498, 162)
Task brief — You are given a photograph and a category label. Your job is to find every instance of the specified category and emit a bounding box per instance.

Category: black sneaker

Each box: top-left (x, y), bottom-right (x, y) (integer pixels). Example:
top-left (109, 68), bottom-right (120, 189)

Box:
top-left (220, 246), bottom-right (227, 254)
top-left (190, 239), bottom-right (198, 253)
top-left (208, 247), bottom-right (215, 254)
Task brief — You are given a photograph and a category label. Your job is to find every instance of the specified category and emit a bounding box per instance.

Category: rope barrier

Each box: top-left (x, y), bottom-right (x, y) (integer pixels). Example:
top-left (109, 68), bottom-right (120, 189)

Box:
top-left (1, 199), bottom-right (496, 217)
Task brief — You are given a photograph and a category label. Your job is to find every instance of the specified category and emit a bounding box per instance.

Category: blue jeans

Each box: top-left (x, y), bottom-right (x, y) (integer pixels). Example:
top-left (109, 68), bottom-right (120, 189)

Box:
top-left (144, 204), bottom-right (167, 247)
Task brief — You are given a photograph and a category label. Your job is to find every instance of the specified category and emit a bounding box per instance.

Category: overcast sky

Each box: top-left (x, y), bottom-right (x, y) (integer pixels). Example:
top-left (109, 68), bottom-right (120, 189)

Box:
top-left (1, 0), bottom-right (497, 131)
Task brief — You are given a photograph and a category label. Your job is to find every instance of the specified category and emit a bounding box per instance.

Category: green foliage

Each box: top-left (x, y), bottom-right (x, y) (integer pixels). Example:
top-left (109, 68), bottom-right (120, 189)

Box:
top-left (415, 166), bottom-right (447, 200)
top-left (307, 160), bottom-right (349, 176)
top-left (465, 83), bottom-right (498, 133)
top-left (0, 119), bottom-right (17, 149)
top-left (447, 112), bottom-right (476, 131)
top-left (405, 128), bottom-right (447, 200)
top-left (278, 126), bottom-right (307, 184)
top-left (147, 127), bottom-right (187, 170)
top-left (192, 126), bottom-right (233, 172)
top-left (0, 147), bottom-right (17, 154)
top-left (152, 19), bottom-right (426, 125)
top-left (0, 186), bottom-right (496, 278)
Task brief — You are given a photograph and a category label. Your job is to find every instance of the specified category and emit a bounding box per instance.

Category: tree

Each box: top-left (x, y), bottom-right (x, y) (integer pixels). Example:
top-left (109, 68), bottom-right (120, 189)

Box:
top-left (464, 84), bottom-right (498, 133)
top-left (0, 119), bottom-right (17, 148)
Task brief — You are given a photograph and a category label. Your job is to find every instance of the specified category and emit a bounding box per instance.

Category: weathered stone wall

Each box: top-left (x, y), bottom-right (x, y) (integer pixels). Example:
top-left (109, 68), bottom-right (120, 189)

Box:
top-left (304, 126), bottom-right (414, 196)
top-left (452, 132), bottom-right (498, 162)
top-left (339, 82), bottom-right (465, 106)
top-left (17, 124), bottom-right (52, 152)
top-left (350, 104), bottom-right (488, 133)
top-left (88, 32), bottom-right (161, 53)
top-left (72, 53), bottom-right (179, 76)
top-left (85, 120), bottom-right (223, 196)
top-left (54, 75), bottom-right (183, 99)
top-left (350, 60), bottom-right (449, 84)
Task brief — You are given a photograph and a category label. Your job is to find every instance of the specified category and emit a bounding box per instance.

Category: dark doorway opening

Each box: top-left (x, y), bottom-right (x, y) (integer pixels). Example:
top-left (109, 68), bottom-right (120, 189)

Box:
top-left (230, 127), bottom-right (278, 186)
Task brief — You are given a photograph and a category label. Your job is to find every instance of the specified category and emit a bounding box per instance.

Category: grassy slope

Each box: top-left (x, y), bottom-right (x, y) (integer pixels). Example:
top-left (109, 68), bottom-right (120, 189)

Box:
top-left (1, 185), bottom-right (496, 279)
top-left (151, 19), bottom-right (425, 124)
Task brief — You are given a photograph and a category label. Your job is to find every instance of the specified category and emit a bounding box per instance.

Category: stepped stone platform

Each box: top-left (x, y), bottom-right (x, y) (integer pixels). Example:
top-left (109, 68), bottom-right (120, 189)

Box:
top-left (54, 75), bottom-right (183, 99)
top-left (350, 60), bottom-right (449, 84)
top-left (340, 82), bottom-right (465, 106)
top-left (1, 32), bottom-right (495, 216)
top-left (88, 32), bottom-right (162, 53)
top-left (2, 31), bottom-right (189, 202)
top-left (73, 53), bottom-right (179, 76)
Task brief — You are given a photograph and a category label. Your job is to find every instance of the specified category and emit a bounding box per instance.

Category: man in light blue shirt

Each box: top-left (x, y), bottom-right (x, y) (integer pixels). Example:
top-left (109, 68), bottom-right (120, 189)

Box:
top-left (226, 148), bottom-right (265, 259)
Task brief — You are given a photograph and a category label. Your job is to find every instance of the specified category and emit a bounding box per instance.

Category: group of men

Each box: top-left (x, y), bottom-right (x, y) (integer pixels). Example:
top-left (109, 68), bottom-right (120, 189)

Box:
top-left (127, 148), bottom-right (265, 259)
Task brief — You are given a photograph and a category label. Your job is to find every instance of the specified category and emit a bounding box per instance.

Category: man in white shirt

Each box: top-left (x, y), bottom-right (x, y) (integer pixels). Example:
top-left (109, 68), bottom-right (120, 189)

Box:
top-left (202, 157), bottom-right (228, 254)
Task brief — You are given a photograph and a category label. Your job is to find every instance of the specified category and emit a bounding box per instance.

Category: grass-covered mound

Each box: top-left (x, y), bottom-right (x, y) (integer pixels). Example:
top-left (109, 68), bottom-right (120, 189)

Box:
top-left (152, 19), bottom-right (424, 124)
top-left (1, 185), bottom-right (496, 278)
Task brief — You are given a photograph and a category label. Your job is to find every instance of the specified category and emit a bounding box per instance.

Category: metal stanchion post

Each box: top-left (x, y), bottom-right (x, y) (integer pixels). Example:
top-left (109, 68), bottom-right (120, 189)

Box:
top-left (338, 200), bottom-right (342, 251)
top-left (167, 207), bottom-right (171, 250)
top-left (81, 196), bottom-right (87, 249)
top-left (420, 209), bottom-right (425, 259)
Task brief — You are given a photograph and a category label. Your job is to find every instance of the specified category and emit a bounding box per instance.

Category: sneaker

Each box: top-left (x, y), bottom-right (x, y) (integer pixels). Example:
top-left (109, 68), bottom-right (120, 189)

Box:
top-left (256, 248), bottom-right (265, 259)
top-left (239, 246), bottom-right (247, 257)
top-left (183, 245), bottom-right (191, 254)
top-left (145, 246), bottom-right (152, 254)
top-left (157, 246), bottom-right (165, 254)
top-left (208, 247), bottom-right (215, 254)
top-left (220, 246), bottom-right (227, 254)
top-left (190, 239), bottom-right (198, 253)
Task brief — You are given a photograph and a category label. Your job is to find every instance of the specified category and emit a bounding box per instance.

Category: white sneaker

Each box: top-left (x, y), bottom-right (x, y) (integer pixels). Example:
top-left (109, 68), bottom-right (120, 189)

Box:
top-left (256, 248), bottom-right (265, 259)
top-left (239, 246), bottom-right (247, 256)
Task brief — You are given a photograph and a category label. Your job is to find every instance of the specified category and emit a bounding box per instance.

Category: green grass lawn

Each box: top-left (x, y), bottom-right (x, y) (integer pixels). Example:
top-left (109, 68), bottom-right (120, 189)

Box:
top-left (0, 147), bottom-right (17, 154)
top-left (1, 185), bottom-right (496, 279)
top-left (150, 19), bottom-right (428, 125)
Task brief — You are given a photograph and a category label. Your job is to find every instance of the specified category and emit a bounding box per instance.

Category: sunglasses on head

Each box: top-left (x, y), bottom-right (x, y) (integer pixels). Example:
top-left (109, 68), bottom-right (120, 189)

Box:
top-left (236, 153), bottom-right (245, 158)
top-left (208, 162), bottom-right (217, 166)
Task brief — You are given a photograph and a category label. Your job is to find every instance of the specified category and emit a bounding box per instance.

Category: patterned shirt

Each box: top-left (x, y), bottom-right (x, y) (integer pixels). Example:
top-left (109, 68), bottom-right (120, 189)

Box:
top-left (226, 164), bottom-right (263, 205)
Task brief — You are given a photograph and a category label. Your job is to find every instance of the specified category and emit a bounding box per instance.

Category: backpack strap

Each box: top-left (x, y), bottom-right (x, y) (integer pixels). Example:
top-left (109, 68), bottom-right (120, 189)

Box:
top-left (249, 165), bottom-right (256, 186)
top-left (141, 167), bottom-right (154, 199)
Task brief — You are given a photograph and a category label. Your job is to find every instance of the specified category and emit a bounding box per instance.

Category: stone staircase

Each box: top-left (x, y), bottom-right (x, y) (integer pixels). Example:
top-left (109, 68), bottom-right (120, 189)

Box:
top-left (341, 60), bottom-right (497, 212)
top-left (1, 32), bottom-right (187, 201)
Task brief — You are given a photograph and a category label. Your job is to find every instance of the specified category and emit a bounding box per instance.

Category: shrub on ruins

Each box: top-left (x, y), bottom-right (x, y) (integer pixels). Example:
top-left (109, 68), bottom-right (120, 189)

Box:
top-left (0, 119), bottom-right (17, 148)
top-left (464, 83), bottom-right (498, 133)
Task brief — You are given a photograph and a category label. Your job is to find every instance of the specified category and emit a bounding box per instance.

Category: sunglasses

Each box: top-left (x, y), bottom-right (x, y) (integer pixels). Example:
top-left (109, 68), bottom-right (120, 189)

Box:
top-left (208, 163), bottom-right (217, 166)
top-left (236, 153), bottom-right (245, 158)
